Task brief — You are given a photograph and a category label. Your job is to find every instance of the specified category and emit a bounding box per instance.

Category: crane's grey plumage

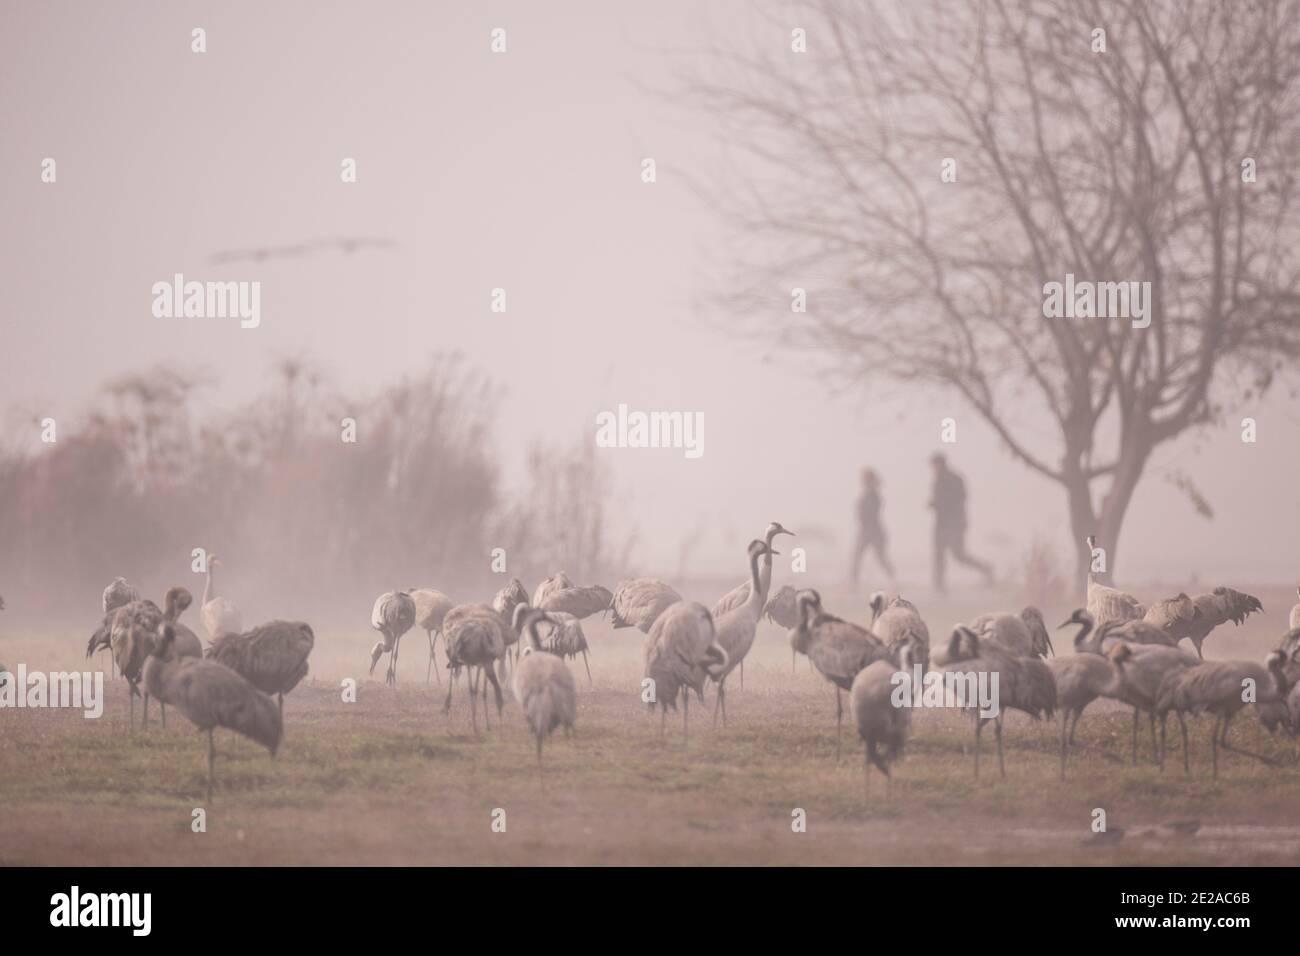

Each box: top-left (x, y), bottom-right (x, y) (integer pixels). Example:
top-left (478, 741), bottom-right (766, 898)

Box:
top-left (970, 607), bottom-right (1053, 658)
top-left (492, 579), bottom-right (529, 631)
top-left (643, 601), bottom-right (727, 743)
top-left (1084, 536), bottom-right (1145, 627)
top-left (145, 624), bottom-right (282, 802)
top-left (107, 599), bottom-right (164, 730)
top-left (790, 588), bottom-right (893, 759)
top-left (611, 579), bottom-right (682, 632)
top-left (370, 590), bottom-right (416, 686)
top-left (1290, 589), bottom-right (1300, 631)
top-left (206, 619), bottom-right (314, 720)
top-left (850, 639), bottom-right (922, 797)
top-left (511, 603), bottom-right (592, 686)
top-left (102, 576), bottom-right (140, 614)
top-left (1046, 649), bottom-right (1121, 780)
top-left (539, 584), bottom-right (613, 620)
top-left (441, 603), bottom-right (510, 733)
top-left (763, 584), bottom-right (801, 672)
top-left (1259, 628), bottom-right (1300, 735)
top-left (1063, 606), bottom-right (1196, 765)
top-left (1175, 586), bottom-right (1264, 660)
top-left (871, 595), bottom-right (931, 673)
top-left (1142, 593), bottom-right (1201, 642)
top-left (531, 572), bottom-right (574, 611)
top-left (711, 522), bottom-right (793, 687)
top-left (409, 587), bottom-right (454, 683)
top-left (511, 608), bottom-right (578, 776)
top-left (712, 523), bottom-right (794, 619)
top-left (1155, 650), bottom-right (1293, 776)
top-left (200, 555), bottom-right (243, 640)
top-left (935, 625), bottom-right (1057, 778)
top-left (707, 539), bottom-right (775, 726)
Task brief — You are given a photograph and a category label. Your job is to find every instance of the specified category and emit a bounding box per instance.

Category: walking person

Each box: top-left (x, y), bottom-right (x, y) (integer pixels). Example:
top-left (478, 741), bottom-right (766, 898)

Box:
top-left (850, 468), bottom-right (895, 586)
top-left (929, 453), bottom-right (994, 592)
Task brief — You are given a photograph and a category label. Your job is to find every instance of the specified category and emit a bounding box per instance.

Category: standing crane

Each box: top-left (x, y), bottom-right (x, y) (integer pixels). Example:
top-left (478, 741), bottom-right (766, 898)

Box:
top-left (144, 624), bottom-right (282, 802)
top-left (934, 625), bottom-right (1057, 779)
top-left (1083, 535), bottom-right (1145, 627)
top-left (707, 539), bottom-right (775, 726)
top-left (370, 590), bottom-right (416, 687)
top-left (850, 637), bottom-right (923, 797)
top-left (539, 584), bottom-right (613, 620)
top-left (409, 588), bottom-right (454, 683)
top-left (870, 595), bottom-right (931, 673)
top-left (1178, 586), bottom-right (1265, 660)
top-left (532, 572), bottom-right (574, 610)
top-left (492, 579), bottom-right (529, 666)
top-left (512, 608), bottom-right (578, 778)
top-left (1290, 589), bottom-right (1300, 630)
top-left (206, 620), bottom-right (314, 721)
top-left (1046, 648), bottom-right (1122, 780)
top-left (762, 585), bottom-right (801, 672)
top-left (789, 589), bottom-right (892, 759)
top-left (712, 522), bottom-right (794, 687)
top-left (441, 603), bottom-right (510, 734)
top-left (1154, 649), bottom-right (1292, 777)
top-left (968, 608), bottom-right (1053, 658)
top-left (200, 555), bottom-right (243, 640)
top-left (643, 601), bottom-right (727, 743)
top-left (611, 579), bottom-right (682, 632)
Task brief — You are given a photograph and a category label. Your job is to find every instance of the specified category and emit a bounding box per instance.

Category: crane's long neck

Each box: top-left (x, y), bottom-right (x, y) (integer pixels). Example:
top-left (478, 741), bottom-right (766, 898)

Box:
top-left (1075, 619), bottom-right (1096, 654)
top-left (525, 619), bottom-right (544, 651)
top-left (759, 529), bottom-right (780, 596)
top-left (203, 564), bottom-right (215, 606)
top-left (745, 549), bottom-right (765, 612)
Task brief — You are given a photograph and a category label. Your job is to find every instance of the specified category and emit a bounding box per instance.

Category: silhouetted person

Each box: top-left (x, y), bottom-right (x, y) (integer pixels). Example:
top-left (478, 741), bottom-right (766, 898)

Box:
top-left (850, 468), bottom-right (895, 585)
top-left (929, 452), bottom-right (993, 592)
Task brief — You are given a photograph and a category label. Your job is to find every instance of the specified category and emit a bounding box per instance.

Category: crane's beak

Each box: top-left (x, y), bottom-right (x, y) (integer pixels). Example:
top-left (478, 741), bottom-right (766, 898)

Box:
top-left (1057, 618), bottom-right (1074, 630)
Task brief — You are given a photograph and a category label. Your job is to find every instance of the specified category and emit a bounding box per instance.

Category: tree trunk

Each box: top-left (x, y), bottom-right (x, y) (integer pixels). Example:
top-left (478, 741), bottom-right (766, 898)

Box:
top-left (1065, 428), bottom-right (1153, 592)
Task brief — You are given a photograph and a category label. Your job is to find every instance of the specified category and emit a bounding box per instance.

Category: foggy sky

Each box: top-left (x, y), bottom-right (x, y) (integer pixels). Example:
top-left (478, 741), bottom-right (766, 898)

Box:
top-left (2, 0), bottom-right (1296, 586)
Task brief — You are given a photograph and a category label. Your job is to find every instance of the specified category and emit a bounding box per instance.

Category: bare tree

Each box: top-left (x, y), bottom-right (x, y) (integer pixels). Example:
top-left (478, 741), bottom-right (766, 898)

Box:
top-left (691, 0), bottom-right (1300, 578)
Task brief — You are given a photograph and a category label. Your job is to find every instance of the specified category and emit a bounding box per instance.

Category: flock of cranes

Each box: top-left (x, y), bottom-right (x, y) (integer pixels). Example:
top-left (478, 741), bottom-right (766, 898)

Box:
top-left (7, 528), bottom-right (1296, 804)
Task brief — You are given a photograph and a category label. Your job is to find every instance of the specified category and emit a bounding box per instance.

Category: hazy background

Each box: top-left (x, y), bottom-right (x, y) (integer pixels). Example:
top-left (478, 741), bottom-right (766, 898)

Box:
top-left (1, 1), bottom-right (1296, 629)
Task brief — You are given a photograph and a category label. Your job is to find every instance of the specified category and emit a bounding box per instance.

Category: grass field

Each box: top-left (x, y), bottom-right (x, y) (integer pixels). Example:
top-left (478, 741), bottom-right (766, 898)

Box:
top-left (2, 585), bottom-right (1298, 866)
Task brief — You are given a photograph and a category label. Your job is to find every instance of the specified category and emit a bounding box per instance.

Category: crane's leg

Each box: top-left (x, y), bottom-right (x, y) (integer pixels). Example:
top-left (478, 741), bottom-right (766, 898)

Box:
top-left (712, 679), bottom-right (722, 728)
top-left (683, 686), bottom-right (690, 745)
top-left (973, 718), bottom-right (982, 779)
top-left (581, 649), bottom-right (592, 687)
top-left (1211, 715), bottom-right (1220, 778)
top-left (995, 715), bottom-right (1006, 779)
top-left (1177, 712), bottom-right (1190, 774)
top-left (390, 635), bottom-right (402, 687)
top-left (1158, 713), bottom-right (1167, 770)
top-left (835, 688), bottom-right (843, 763)
top-left (740, 658), bottom-right (744, 690)
top-left (1059, 710), bottom-right (1069, 781)
top-left (862, 740), bottom-right (871, 803)
top-left (1148, 711), bottom-right (1157, 763)
top-left (1130, 707), bottom-right (1139, 766)
top-left (1068, 708), bottom-right (1082, 746)
top-left (278, 693), bottom-right (284, 724)
top-left (427, 629), bottom-right (441, 684)
top-left (792, 648), bottom-right (796, 674)
top-left (441, 664), bottom-right (456, 717)
top-left (468, 667), bottom-right (480, 735)
top-left (207, 729), bottom-right (215, 804)
top-left (484, 664), bottom-right (504, 727)
top-left (161, 701), bottom-right (167, 730)
top-left (659, 704), bottom-right (666, 740)
top-left (1218, 711), bottom-right (1277, 766)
